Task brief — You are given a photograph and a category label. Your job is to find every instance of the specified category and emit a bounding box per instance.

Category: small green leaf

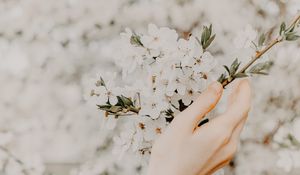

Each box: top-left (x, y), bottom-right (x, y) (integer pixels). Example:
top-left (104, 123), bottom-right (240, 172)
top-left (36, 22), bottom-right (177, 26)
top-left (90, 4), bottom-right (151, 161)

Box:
top-left (97, 104), bottom-right (112, 110)
top-left (95, 77), bottom-right (106, 87)
top-left (285, 32), bottom-right (300, 41)
top-left (250, 72), bottom-right (269, 75)
top-left (120, 95), bottom-right (134, 107)
top-left (130, 32), bottom-right (144, 47)
top-left (249, 61), bottom-right (273, 75)
top-left (229, 58), bottom-right (240, 76)
top-left (279, 22), bottom-right (286, 35)
top-left (217, 73), bottom-right (227, 83)
top-left (201, 26), bottom-right (209, 45)
top-left (200, 24), bottom-right (215, 50)
top-left (223, 65), bottom-right (230, 75)
top-left (109, 105), bottom-right (122, 113)
top-left (258, 33), bottom-right (266, 47)
top-left (203, 34), bottom-right (216, 50)
top-left (287, 134), bottom-right (300, 146)
top-left (234, 73), bottom-right (248, 78)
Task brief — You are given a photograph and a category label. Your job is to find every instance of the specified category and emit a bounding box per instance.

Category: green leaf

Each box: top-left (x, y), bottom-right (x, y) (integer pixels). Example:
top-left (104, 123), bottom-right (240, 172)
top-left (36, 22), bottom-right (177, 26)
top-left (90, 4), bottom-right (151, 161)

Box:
top-left (95, 77), bottom-right (106, 87)
top-left (116, 96), bottom-right (125, 107)
top-left (120, 95), bottom-right (134, 107)
top-left (97, 104), bottom-right (112, 110)
top-left (223, 65), bottom-right (230, 75)
top-left (130, 32), bottom-right (144, 47)
top-left (249, 61), bottom-right (273, 75)
top-left (201, 26), bottom-right (209, 45)
top-left (250, 72), bottom-right (269, 75)
top-left (203, 34), bottom-right (216, 50)
top-left (279, 22), bottom-right (286, 35)
top-left (285, 32), bottom-right (300, 41)
top-left (287, 134), bottom-right (300, 146)
top-left (234, 73), bottom-right (248, 78)
top-left (258, 33), bottom-right (266, 47)
top-left (217, 73), bottom-right (227, 83)
top-left (200, 24), bottom-right (215, 50)
top-left (229, 58), bottom-right (240, 76)
top-left (109, 105), bottom-right (122, 113)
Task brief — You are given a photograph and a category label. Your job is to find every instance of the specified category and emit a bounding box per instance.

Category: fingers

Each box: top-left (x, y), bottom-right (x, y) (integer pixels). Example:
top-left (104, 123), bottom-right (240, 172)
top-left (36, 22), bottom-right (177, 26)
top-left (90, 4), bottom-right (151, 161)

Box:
top-left (174, 82), bottom-right (223, 131)
top-left (219, 79), bottom-right (251, 129)
top-left (193, 79), bottom-right (250, 147)
top-left (199, 140), bottom-right (235, 175)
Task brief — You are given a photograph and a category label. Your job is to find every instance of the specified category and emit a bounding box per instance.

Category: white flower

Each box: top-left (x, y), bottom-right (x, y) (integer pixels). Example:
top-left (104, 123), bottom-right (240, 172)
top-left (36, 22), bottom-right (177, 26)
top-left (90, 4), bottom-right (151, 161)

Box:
top-left (177, 37), bottom-right (203, 60)
top-left (139, 90), bottom-right (169, 119)
top-left (135, 116), bottom-right (167, 142)
top-left (113, 122), bottom-right (143, 159)
top-left (141, 23), bottom-right (178, 51)
top-left (181, 87), bottom-right (200, 106)
top-left (192, 52), bottom-right (217, 74)
top-left (96, 81), bottom-right (120, 105)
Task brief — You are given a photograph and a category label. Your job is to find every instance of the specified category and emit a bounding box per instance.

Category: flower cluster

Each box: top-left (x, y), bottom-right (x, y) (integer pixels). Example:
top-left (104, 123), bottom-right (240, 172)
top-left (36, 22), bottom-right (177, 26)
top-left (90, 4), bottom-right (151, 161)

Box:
top-left (90, 14), bottom-right (300, 161)
top-left (89, 23), bottom-right (218, 157)
top-left (1, 0), bottom-right (300, 174)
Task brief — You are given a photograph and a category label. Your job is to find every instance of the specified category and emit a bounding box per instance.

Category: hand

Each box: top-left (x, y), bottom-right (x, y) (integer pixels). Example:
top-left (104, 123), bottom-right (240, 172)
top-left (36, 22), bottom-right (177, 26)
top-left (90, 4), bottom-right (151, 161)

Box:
top-left (147, 79), bottom-right (251, 175)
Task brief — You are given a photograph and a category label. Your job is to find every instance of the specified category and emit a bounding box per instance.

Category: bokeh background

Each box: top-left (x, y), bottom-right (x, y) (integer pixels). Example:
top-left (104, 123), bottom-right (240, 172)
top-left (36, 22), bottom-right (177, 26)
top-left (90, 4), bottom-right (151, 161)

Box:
top-left (1, 0), bottom-right (300, 174)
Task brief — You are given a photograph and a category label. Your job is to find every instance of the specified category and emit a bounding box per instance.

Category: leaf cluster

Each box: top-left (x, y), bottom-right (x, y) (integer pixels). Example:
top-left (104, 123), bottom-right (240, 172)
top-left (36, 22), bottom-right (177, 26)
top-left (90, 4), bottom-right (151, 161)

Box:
top-left (218, 59), bottom-right (273, 84)
top-left (197, 24), bottom-right (216, 51)
top-left (280, 22), bottom-right (300, 41)
top-left (97, 95), bottom-right (139, 116)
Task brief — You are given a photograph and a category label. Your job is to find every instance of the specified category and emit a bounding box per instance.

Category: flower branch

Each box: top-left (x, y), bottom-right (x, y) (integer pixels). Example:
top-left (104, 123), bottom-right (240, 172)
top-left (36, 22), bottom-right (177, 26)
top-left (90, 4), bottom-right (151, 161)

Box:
top-left (219, 14), bottom-right (300, 88)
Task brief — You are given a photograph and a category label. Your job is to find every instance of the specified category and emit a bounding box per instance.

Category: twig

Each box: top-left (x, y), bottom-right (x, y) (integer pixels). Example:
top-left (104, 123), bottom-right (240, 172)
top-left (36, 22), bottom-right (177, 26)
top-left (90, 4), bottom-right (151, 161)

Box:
top-left (221, 14), bottom-right (300, 88)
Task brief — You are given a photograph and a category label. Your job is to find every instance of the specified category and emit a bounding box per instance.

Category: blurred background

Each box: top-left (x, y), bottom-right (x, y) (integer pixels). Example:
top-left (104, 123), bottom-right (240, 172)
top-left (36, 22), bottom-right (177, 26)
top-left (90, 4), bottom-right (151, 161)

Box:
top-left (0, 0), bottom-right (300, 174)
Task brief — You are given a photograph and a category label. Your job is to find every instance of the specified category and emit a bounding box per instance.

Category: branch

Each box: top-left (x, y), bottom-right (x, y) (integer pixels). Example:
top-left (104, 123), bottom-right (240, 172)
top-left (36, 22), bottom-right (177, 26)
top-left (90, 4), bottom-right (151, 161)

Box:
top-left (221, 14), bottom-right (300, 88)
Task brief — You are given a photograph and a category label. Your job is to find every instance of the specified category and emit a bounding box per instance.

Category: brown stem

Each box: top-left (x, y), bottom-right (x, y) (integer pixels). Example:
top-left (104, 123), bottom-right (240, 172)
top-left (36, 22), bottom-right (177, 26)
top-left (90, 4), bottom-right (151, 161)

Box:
top-left (222, 14), bottom-right (300, 88)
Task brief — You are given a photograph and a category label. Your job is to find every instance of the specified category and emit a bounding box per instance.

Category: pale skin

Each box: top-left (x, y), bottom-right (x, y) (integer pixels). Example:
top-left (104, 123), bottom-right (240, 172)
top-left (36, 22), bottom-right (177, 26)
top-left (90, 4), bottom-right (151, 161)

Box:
top-left (147, 79), bottom-right (251, 175)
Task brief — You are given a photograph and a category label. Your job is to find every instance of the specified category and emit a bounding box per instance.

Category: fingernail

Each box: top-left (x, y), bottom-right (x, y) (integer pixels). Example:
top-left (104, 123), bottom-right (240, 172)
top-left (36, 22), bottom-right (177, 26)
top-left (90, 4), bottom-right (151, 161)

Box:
top-left (210, 82), bottom-right (223, 94)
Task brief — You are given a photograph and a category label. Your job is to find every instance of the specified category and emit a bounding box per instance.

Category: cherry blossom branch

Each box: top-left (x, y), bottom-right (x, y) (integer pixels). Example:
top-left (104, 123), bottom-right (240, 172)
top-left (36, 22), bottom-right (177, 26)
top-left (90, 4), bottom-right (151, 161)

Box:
top-left (220, 14), bottom-right (300, 88)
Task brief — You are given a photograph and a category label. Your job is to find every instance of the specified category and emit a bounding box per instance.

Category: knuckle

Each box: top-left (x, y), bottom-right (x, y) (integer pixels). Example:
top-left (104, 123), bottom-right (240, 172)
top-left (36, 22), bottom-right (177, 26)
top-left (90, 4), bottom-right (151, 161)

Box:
top-left (222, 132), bottom-right (232, 145)
top-left (222, 126), bottom-right (233, 143)
top-left (215, 127), bottom-right (232, 146)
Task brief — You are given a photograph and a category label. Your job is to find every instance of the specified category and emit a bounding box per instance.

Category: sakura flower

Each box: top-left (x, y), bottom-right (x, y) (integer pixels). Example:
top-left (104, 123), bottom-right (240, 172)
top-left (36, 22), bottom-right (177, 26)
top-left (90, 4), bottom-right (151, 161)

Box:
top-left (136, 116), bottom-right (167, 142)
top-left (192, 52), bottom-right (217, 74)
top-left (181, 87), bottom-right (200, 106)
top-left (141, 23), bottom-right (178, 51)
top-left (96, 80), bottom-right (121, 105)
top-left (177, 37), bottom-right (203, 60)
top-left (180, 36), bottom-right (204, 67)
top-left (139, 90), bottom-right (169, 119)
top-left (166, 76), bottom-right (187, 96)
top-left (113, 122), bottom-right (143, 159)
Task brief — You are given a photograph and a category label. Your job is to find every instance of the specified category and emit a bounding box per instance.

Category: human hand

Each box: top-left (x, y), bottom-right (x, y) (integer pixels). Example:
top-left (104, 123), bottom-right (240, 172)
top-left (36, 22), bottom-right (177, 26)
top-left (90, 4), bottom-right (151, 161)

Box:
top-left (147, 79), bottom-right (251, 175)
